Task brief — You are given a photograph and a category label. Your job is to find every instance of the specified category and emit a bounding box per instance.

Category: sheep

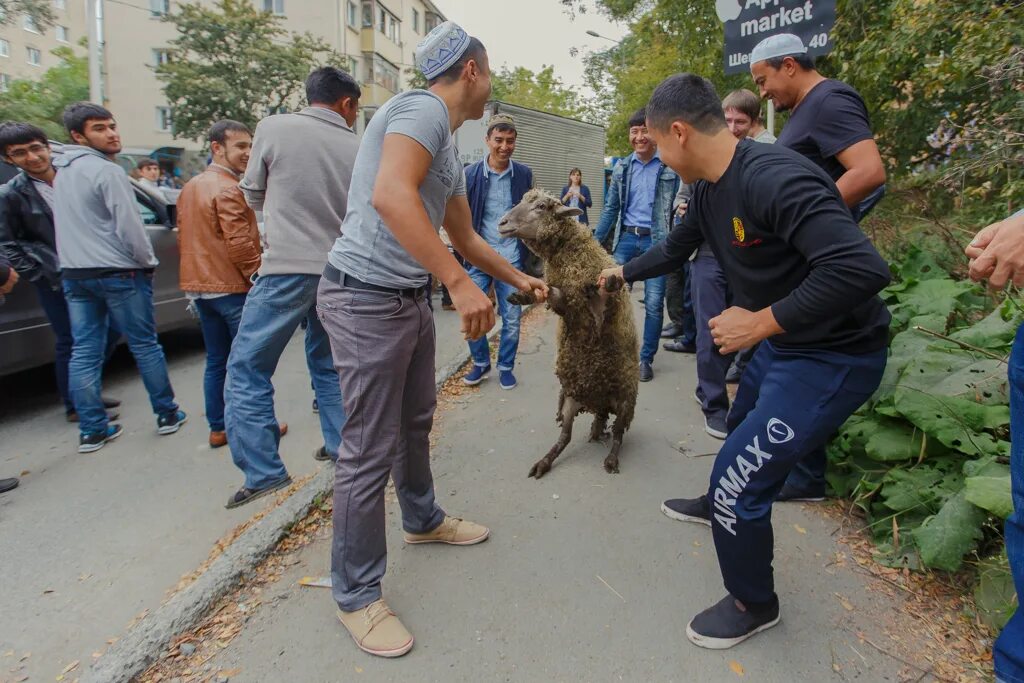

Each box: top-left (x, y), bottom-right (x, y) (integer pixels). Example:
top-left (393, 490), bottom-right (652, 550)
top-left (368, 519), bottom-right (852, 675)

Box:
top-left (499, 189), bottom-right (639, 478)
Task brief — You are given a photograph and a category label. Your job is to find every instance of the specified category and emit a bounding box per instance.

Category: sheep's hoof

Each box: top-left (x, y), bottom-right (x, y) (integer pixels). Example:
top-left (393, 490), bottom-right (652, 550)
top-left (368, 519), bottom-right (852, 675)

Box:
top-left (603, 274), bottom-right (625, 293)
top-left (603, 457), bottom-right (620, 474)
top-left (507, 292), bottom-right (535, 306)
top-left (528, 460), bottom-right (551, 479)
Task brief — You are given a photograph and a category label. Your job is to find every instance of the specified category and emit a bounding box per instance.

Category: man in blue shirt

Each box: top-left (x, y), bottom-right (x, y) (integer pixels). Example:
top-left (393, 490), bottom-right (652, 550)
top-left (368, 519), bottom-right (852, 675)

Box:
top-left (462, 114), bottom-right (534, 390)
top-left (594, 107), bottom-right (680, 382)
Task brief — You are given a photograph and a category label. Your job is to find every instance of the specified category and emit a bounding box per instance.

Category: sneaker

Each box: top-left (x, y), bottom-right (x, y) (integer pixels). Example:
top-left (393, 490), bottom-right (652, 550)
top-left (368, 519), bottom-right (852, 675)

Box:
top-left (157, 410), bottom-right (188, 435)
top-left (664, 338), bottom-right (697, 353)
top-left (79, 424), bottom-right (124, 453)
top-left (0, 477), bottom-right (19, 494)
top-left (404, 515), bottom-right (490, 545)
top-left (693, 390), bottom-right (704, 408)
top-left (313, 445), bottom-right (334, 462)
top-left (463, 364), bottom-right (491, 386)
top-left (639, 361), bottom-right (654, 382)
top-left (102, 396), bottom-right (122, 409)
top-left (312, 398), bottom-right (319, 414)
top-left (337, 599), bottom-right (413, 658)
top-left (704, 414), bottom-right (728, 440)
top-left (661, 495), bottom-right (712, 526)
top-left (224, 476), bottom-right (293, 509)
top-left (661, 323), bottom-right (683, 339)
top-left (499, 370), bottom-right (517, 390)
top-left (686, 594), bottom-right (780, 649)
top-left (775, 483), bottom-right (826, 503)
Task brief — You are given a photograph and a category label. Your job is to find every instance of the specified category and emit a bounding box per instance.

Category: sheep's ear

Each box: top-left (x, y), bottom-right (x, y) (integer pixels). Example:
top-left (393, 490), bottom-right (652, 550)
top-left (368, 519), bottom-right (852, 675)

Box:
top-left (555, 204), bottom-right (583, 218)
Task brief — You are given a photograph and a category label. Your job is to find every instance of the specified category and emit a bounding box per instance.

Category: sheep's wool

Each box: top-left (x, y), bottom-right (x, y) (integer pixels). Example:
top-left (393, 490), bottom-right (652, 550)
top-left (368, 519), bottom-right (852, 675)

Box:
top-left (415, 21), bottom-right (471, 80)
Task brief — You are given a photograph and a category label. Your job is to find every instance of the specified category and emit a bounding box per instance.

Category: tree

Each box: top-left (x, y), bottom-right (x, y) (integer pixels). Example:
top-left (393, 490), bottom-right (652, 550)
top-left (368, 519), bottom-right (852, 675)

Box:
top-left (154, 0), bottom-right (346, 142)
top-left (405, 62), bottom-right (596, 122)
top-left (0, 47), bottom-right (88, 141)
top-left (0, 0), bottom-right (54, 31)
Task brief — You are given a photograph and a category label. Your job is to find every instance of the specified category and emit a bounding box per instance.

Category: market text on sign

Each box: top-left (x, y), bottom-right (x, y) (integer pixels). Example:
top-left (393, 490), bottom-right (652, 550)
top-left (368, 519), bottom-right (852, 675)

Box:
top-left (740, 1), bottom-right (815, 37)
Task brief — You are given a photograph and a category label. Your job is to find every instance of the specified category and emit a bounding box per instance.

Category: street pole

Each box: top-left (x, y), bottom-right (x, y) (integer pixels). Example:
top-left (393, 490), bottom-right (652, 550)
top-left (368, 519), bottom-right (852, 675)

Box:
top-left (586, 31), bottom-right (625, 111)
top-left (87, 0), bottom-right (102, 104)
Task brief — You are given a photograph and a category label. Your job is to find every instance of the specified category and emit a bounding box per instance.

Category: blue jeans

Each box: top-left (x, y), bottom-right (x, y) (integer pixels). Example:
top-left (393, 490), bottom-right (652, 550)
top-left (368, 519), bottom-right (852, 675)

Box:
top-left (712, 342), bottom-right (886, 604)
top-left (224, 274), bottom-right (344, 491)
top-left (34, 280), bottom-right (120, 413)
top-left (63, 272), bottom-right (177, 435)
top-left (466, 264), bottom-right (522, 371)
top-left (195, 294), bottom-right (247, 432)
top-left (996, 324), bottom-right (1024, 683)
top-left (614, 231), bottom-right (666, 363)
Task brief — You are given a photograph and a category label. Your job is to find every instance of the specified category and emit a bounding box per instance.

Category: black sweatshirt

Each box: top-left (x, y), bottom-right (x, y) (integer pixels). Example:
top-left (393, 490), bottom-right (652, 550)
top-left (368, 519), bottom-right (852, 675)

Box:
top-left (623, 140), bottom-right (892, 354)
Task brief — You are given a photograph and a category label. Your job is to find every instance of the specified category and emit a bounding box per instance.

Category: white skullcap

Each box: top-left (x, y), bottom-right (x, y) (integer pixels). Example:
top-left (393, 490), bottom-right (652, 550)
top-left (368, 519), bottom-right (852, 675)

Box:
top-left (749, 33), bottom-right (808, 65)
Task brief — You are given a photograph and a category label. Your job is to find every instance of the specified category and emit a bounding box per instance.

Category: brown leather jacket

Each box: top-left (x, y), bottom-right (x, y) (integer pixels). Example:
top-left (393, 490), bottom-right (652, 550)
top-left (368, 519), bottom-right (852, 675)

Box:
top-left (177, 165), bottom-right (261, 293)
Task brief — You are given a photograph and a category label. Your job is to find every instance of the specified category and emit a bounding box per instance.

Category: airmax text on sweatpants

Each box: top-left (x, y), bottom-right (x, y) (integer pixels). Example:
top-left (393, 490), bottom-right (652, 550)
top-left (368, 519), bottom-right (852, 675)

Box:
top-left (712, 435), bottom-right (774, 536)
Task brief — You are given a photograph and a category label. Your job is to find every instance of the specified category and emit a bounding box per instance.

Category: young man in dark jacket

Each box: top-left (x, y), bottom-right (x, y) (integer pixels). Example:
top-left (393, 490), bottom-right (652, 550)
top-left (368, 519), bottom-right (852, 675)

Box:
top-left (0, 121), bottom-right (121, 422)
top-left (601, 74), bottom-right (891, 649)
top-left (460, 113), bottom-right (534, 389)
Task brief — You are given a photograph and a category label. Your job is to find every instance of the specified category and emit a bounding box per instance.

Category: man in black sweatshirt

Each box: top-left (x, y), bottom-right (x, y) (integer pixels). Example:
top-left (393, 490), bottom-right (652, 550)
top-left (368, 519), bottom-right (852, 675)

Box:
top-left (599, 74), bottom-right (891, 649)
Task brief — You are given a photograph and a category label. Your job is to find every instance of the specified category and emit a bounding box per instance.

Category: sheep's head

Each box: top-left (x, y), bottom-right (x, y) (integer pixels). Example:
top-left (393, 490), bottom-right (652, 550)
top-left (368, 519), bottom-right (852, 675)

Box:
top-left (498, 189), bottom-right (584, 245)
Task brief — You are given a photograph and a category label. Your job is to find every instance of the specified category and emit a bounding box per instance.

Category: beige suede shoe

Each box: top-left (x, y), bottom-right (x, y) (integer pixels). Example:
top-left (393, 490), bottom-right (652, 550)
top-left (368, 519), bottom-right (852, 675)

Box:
top-left (337, 599), bottom-right (413, 658)
top-left (404, 515), bottom-right (490, 545)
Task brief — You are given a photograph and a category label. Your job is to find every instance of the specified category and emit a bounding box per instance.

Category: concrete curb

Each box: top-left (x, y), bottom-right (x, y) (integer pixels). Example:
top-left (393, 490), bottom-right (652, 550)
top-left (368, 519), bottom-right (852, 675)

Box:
top-left (81, 312), bottom-right (524, 683)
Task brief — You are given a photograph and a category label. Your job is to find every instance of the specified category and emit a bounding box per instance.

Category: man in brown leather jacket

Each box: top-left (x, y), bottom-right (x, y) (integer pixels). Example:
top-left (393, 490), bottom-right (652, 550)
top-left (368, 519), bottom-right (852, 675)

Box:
top-left (177, 120), bottom-right (285, 448)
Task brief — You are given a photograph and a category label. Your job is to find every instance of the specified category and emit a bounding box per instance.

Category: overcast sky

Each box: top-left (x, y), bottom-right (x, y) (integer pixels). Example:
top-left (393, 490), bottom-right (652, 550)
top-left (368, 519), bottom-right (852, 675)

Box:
top-left (435, 0), bottom-right (629, 93)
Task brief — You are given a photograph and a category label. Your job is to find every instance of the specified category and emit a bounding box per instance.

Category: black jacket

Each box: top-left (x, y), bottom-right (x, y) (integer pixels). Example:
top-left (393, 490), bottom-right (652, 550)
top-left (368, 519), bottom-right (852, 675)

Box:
top-left (0, 171), bottom-right (59, 286)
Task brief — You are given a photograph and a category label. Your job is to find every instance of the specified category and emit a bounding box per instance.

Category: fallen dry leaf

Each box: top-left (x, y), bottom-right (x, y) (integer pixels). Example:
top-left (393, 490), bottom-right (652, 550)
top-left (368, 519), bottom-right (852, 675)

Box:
top-left (355, 666), bottom-right (364, 673)
top-left (729, 660), bottom-right (745, 677)
top-left (218, 668), bottom-right (242, 677)
top-left (60, 660), bottom-right (80, 675)
top-left (793, 524), bottom-right (807, 534)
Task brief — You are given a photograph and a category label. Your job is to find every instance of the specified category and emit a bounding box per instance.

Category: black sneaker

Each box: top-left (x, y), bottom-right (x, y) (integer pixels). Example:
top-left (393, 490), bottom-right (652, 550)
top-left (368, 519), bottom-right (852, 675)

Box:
top-left (775, 483), bottom-right (826, 502)
top-left (102, 396), bottom-right (122, 409)
top-left (225, 476), bottom-right (293, 509)
top-left (0, 477), bottom-right (19, 494)
top-left (704, 414), bottom-right (728, 440)
top-left (661, 323), bottom-right (682, 339)
top-left (686, 594), bottom-right (780, 649)
top-left (312, 399), bottom-right (319, 414)
top-left (313, 446), bottom-right (334, 462)
top-left (157, 409), bottom-right (188, 435)
top-left (67, 408), bottom-right (120, 423)
top-left (639, 361), bottom-right (654, 382)
top-left (661, 495), bottom-right (712, 526)
top-left (79, 423), bottom-right (124, 453)
top-left (663, 338), bottom-right (697, 353)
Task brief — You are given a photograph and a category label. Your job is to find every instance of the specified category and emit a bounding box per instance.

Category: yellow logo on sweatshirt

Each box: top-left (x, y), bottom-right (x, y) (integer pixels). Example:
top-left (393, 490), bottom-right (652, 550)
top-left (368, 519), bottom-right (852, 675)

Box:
top-left (732, 217), bottom-right (745, 243)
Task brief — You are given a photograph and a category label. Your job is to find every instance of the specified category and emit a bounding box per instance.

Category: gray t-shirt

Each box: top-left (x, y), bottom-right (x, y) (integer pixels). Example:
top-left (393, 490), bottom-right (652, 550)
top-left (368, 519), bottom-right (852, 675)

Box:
top-left (327, 90), bottom-right (466, 288)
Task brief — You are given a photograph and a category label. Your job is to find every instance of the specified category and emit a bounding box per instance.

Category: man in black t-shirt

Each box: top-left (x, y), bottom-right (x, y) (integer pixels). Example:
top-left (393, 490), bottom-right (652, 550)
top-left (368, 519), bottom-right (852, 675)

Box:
top-left (599, 73), bottom-right (891, 649)
top-left (749, 33), bottom-right (886, 223)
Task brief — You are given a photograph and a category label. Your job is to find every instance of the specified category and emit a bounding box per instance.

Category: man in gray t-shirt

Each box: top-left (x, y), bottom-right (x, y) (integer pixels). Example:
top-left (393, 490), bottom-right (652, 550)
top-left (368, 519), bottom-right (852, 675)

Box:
top-left (318, 21), bottom-right (547, 659)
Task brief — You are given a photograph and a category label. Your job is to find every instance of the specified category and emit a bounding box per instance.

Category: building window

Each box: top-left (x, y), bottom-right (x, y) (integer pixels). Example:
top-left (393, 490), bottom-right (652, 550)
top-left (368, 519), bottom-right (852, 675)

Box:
top-left (0, 74), bottom-right (10, 92)
top-left (262, 0), bottom-right (284, 15)
top-left (23, 14), bottom-right (40, 33)
top-left (156, 106), bottom-right (173, 132)
top-left (369, 53), bottom-right (399, 93)
top-left (0, 39), bottom-right (9, 58)
top-left (361, 1), bottom-right (372, 28)
top-left (378, 5), bottom-right (399, 43)
top-left (54, 0), bottom-right (67, 9)
top-left (152, 48), bottom-right (171, 66)
top-left (56, 25), bottom-right (69, 42)
top-left (26, 47), bottom-right (41, 66)
top-left (347, 0), bottom-right (358, 28)
top-left (149, 0), bottom-right (170, 17)
top-left (412, 8), bottom-right (419, 34)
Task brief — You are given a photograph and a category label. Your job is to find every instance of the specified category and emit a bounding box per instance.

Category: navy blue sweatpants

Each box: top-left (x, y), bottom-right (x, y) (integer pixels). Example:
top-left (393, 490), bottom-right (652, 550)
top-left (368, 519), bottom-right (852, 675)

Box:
top-left (708, 342), bottom-right (886, 605)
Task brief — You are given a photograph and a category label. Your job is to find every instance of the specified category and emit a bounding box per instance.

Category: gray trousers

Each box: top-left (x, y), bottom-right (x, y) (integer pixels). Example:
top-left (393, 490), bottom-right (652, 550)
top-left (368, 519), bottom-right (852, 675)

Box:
top-left (691, 250), bottom-right (734, 420)
top-left (317, 277), bottom-right (446, 612)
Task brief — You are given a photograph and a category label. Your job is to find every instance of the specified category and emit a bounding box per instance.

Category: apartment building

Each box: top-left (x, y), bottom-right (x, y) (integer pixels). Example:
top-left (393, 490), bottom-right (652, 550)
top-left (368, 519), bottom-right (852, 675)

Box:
top-left (106, 0), bottom-right (446, 149)
top-left (0, 0), bottom-right (87, 93)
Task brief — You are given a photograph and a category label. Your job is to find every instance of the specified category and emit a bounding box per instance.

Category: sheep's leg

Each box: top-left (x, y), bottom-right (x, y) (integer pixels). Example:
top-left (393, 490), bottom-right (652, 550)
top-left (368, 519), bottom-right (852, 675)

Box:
top-left (507, 286), bottom-right (567, 316)
top-left (506, 291), bottom-right (536, 306)
top-left (589, 413), bottom-right (609, 443)
top-left (603, 414), bottom-right (627, 474)
top-left (603, 273), bottom-right (625, 293)
top-left (529, 395), bottom-right (580, 479)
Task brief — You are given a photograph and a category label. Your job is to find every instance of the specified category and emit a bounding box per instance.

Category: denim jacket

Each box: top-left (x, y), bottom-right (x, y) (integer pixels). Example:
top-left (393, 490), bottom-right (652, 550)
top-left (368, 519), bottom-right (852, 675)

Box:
top-left (593, 154), bottom-right (680, 252)
top-left (464, 158), bottom-right (533, 264)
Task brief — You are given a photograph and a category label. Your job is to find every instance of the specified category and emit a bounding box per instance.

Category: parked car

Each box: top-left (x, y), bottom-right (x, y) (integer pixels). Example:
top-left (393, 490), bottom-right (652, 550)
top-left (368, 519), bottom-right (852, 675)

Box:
top-left (0, 171), bottom-right (194, 376)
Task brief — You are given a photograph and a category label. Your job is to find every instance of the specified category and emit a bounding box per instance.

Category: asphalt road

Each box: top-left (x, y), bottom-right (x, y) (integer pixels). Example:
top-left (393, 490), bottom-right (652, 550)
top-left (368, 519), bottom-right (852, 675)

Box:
top-left (0, 296), bottom-right (473, 681)
top-left (193, 303), bottom-right (925, 683)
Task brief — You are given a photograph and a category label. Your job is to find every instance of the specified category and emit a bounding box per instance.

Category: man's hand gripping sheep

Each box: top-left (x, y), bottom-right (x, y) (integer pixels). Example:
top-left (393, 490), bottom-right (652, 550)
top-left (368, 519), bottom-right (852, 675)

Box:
top-left (498, 189), bottom-right (640, 479)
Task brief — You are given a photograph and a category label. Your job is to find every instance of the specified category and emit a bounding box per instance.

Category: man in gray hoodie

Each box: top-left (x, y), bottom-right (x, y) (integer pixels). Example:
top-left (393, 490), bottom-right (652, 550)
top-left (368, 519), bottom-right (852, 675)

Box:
top-left (222, 67), bottom-right (361, 509)
top-left (54, 102), bottom-right (186, 453)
